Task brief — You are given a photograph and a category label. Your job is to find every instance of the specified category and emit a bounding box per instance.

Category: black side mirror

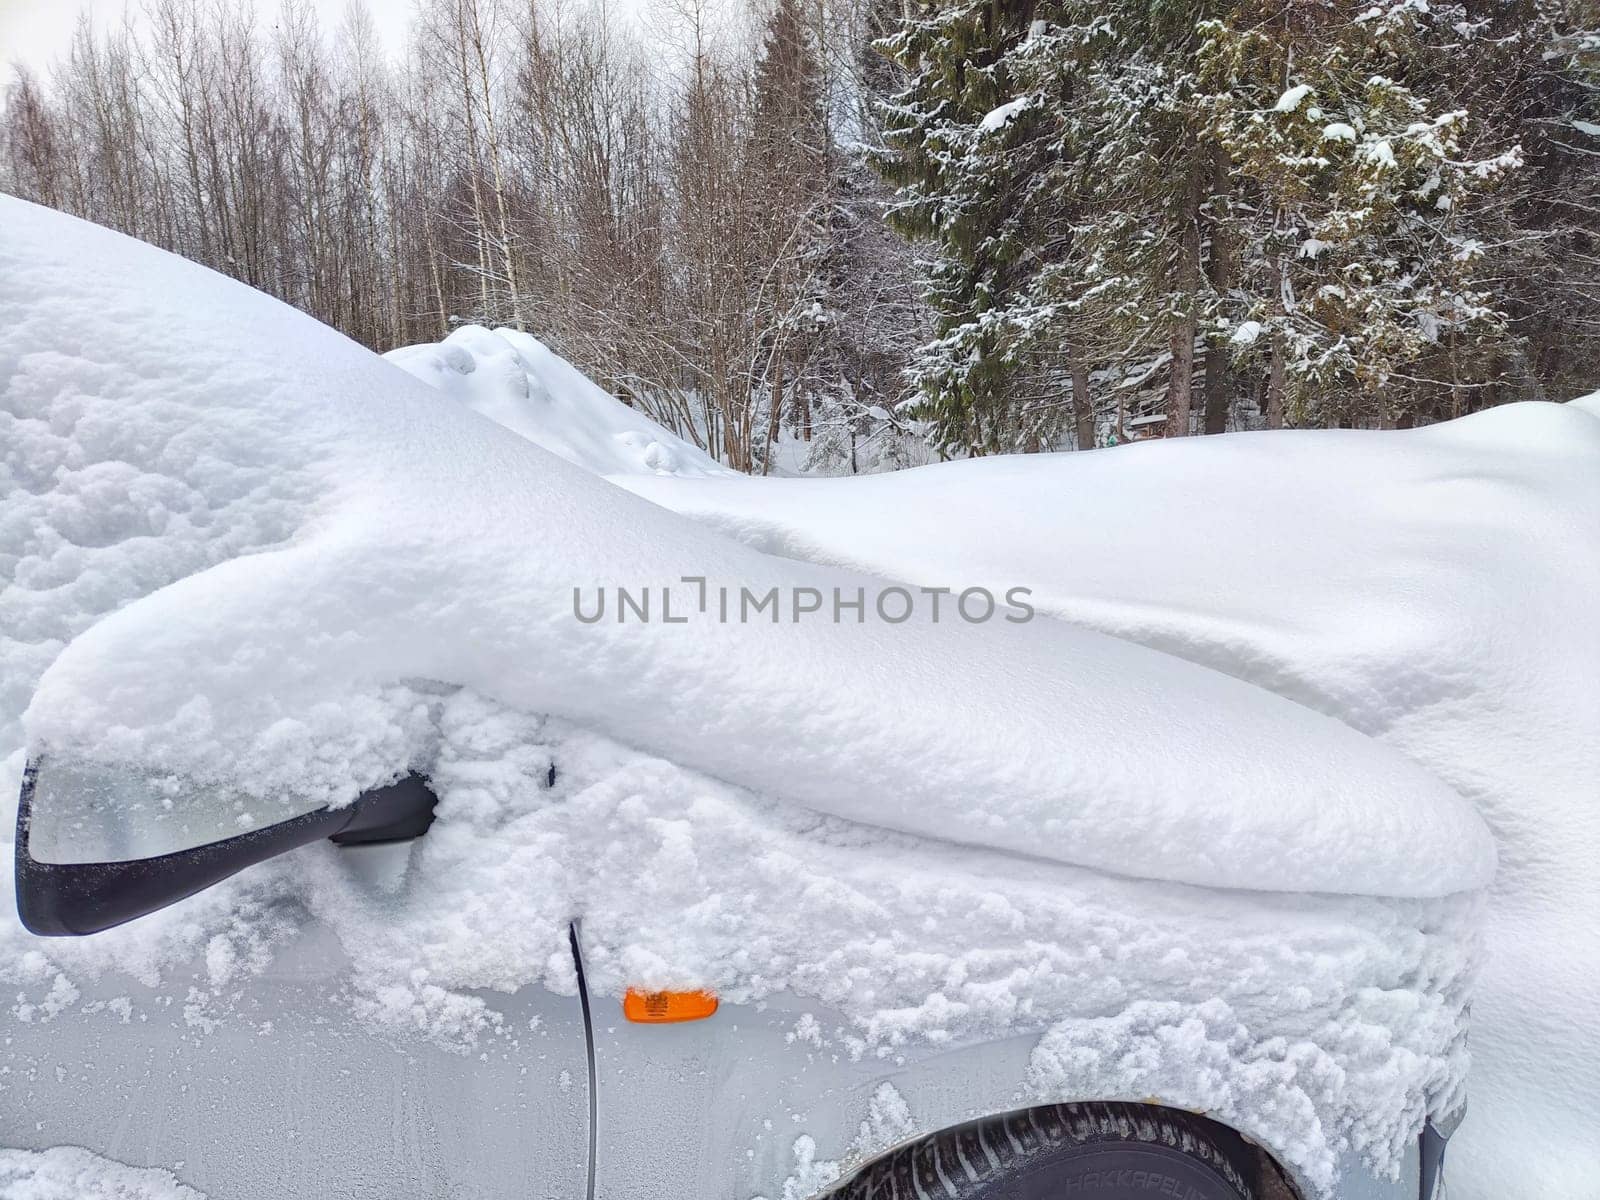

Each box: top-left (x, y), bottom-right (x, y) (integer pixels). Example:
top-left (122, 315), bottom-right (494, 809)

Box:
top-left (14, 760), bottom-right (437, 936)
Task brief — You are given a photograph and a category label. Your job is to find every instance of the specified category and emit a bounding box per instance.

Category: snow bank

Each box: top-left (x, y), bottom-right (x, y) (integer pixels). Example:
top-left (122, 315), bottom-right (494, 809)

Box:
top-left (0, 196), bottom-right (1491, 901)
top-left (617, 408), bottom-right (1600, 1200)
top-left (383, 325), bottom-right (729, 478)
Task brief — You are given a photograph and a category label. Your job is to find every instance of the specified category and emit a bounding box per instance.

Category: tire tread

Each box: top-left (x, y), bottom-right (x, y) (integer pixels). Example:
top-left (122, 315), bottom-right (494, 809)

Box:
top-left (840, 1102), bottom-right (1256, 1200)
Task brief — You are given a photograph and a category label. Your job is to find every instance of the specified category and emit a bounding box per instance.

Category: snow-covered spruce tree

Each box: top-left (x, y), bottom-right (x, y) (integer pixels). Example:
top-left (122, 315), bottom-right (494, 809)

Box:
top-left (1197, 0), bottom-right (1521, 427)
top-left (875, 0), bottom-right (1087, 455)
top-left (1039, 0), bottom-right (1226, 440)
top-left (1455, 2), bottom-right (1600, 410)
top-left (875, 0), bottom-right (1230, 451)
top-left (871, 0), bottom-right (1549, 441)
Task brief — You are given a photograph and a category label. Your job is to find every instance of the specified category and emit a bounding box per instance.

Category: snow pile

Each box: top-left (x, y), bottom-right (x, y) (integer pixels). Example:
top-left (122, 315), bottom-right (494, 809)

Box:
top-left (383, 325), bottom-right (730, 479)
top-left (617, 407), bottom-right (1600, 1200)
top-left (0, 1147), bottom-right (205, 1199)
top-left (0, 198), bottom-right (1490, 900)
top-left (0, 197), bottom-right (1493, 1195)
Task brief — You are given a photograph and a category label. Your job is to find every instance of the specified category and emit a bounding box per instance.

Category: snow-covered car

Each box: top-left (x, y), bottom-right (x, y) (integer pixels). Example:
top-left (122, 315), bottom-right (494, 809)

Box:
top-left (2, 197), bottom-right (1501, 1200)
top-left (10, 745), bottom-right (1478, 1200)
top-left (11, 756), bottom-right (1481, 1200)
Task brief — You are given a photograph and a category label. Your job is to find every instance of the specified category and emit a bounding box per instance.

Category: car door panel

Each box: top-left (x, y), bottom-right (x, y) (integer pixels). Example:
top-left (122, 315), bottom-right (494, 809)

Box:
top-left (2, 919), bottom-right (590, 1200)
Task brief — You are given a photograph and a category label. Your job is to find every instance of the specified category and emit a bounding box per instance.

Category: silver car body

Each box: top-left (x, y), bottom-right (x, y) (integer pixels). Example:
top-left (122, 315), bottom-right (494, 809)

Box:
top-left (3, 883), bottom-right (1429, 1200)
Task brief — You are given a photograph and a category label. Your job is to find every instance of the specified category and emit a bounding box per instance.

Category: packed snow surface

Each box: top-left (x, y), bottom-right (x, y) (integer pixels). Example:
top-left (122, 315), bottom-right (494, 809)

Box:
top-left (0, 197), bottom-right (1493, 1197)
top-left (382, 325), bottom-right (730, 479)
top-left (616, 408), bottom-right (1600, 1200)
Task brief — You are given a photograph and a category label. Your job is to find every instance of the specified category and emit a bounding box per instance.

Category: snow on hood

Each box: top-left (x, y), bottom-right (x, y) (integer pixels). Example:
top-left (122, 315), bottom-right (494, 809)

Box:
top-left (0, 196), bottom-right (1494, 901)
top-left (613, 406), bottom-right (1600, 1200)
top-left (383, 325), bottom-right (731, 478)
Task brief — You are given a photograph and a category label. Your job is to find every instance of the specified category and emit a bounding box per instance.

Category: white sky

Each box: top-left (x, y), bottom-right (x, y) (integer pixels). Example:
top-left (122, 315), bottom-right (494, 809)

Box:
top-left (0, 0), bottom-right (416, 80)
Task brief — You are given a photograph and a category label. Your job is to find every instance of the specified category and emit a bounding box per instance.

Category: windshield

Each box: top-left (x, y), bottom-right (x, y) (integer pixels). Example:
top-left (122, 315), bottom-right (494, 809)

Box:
top-left (25, 759), bottom-right (326, 864)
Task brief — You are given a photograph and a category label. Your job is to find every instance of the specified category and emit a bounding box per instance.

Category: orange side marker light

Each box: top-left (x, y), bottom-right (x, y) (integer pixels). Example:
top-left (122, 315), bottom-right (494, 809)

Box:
top-left (622, 988), bottom-right (719, 1023)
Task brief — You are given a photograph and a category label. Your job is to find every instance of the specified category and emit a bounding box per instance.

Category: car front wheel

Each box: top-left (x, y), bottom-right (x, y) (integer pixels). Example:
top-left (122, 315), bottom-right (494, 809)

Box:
top-left (840, 1101), bottom-right (1257, 1200)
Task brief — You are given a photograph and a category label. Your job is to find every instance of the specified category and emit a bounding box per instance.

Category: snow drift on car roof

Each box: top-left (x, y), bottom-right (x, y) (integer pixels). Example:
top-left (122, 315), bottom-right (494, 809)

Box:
top-left (0, 195), bottom-right (1493, 899)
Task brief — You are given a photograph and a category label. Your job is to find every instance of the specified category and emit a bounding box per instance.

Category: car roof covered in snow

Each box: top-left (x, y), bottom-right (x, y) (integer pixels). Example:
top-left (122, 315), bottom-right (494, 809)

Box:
top-left (1, 196), bottom-right (1494, 899)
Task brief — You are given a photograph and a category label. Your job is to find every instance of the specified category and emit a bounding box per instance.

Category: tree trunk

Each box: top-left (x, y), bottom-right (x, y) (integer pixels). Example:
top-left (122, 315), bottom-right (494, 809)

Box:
top-left (1202, 344), bottom-right (1228, 434)
top-left (763, 346), bottom-right (784, 476)
top-left (1165, 175), bottom-right (1202, 438)
top-left (1449, 331), bottom-right (1465, 419)
top-left (1266, 333), bottom-right (1286, 429)
top-left (1167, 320), bottom-right (1195, 438)
top-left (1202, 150), bottom-right (1232, 436)
top-left (1070, 352), bottom-right (1094, 450)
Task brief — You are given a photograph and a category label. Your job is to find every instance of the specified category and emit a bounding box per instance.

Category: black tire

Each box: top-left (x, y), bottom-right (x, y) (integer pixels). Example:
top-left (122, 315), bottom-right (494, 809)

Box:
top-left (841, 1102), bottom-right (1257, 1200)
